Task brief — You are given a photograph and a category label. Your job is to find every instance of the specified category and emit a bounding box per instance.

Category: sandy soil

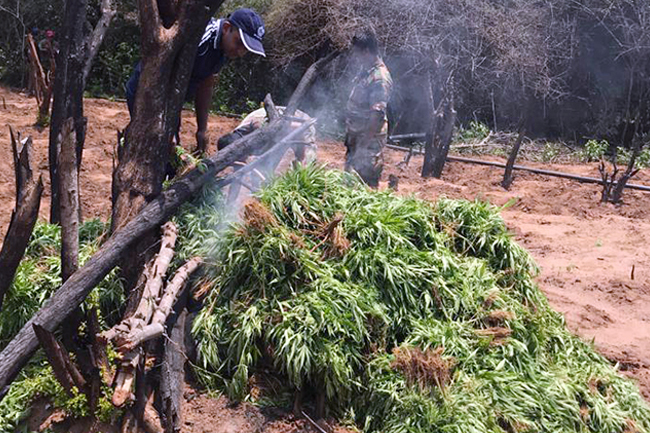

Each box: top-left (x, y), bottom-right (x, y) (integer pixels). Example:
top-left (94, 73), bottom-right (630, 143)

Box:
top-left (0, 86), bottom-right (648, 430)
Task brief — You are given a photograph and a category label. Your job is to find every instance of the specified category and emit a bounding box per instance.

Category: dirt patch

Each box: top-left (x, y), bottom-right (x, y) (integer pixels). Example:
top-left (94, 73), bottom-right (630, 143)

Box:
top-left (0, 86), bottom-right (240, 236)
top-left (182, 390), bottom-right (355, 433)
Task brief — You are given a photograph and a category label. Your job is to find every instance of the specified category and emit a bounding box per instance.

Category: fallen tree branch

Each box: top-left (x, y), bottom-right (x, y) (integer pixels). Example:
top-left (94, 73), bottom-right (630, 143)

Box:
top-left (105, 222), bottom-right (178, 407)
top-left (0, 129), bottom-right (43, 311)
top-left (121, 257), bottom-right (201, 352)
top-left (217, 119), bottom-right (317, 189)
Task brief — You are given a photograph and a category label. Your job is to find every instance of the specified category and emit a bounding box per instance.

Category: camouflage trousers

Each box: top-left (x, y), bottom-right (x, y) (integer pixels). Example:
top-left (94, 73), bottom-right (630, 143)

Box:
top-left (344, 132), bottom-right (385, 188)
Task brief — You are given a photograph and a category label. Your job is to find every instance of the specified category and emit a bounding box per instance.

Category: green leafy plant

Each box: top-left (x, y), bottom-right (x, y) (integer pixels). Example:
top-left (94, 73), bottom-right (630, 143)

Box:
top-left (582, 139), bottom-right (609, 162)
top-left (0, 220), bottom-right (124, 431)
top-left (181, 165), bottom-right (650, 432)
top-left (456, 121), bottom-right (490, 143)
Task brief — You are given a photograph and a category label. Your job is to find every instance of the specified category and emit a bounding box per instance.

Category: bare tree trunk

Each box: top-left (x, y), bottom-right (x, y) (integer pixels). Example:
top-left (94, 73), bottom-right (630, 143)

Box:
top-left (502, 125), bottom-right (526, 190)
top-left (48, 0), bottom-right (88, 224)
top-left (111, 0), bottom-right (224, 301)
top-left (421, 74), bottom-right (439, 178)
top-left (0, 130), bottom-right (43, 311)
top-left (82, 0), bottom-right (116, 84)
top-left (59, 118), bottom-right (79, 281)
top-left (430, 99), bottom-right (456, 179)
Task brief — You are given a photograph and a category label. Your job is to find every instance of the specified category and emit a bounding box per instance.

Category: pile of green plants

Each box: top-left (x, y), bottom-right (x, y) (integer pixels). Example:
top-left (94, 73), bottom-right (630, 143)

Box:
top-left (184, 165), bottom-right (650, 432)
top-left (0, 220), bottom-right (123, 432)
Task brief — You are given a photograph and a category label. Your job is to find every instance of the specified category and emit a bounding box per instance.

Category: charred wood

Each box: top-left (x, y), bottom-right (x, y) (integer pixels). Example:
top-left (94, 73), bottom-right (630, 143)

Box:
top-left (502, 126), bottom-right (526, 190)
top-left (33, 324), bottom-right (86, 396)
top-left (0, 130), bottom-right (43, 311)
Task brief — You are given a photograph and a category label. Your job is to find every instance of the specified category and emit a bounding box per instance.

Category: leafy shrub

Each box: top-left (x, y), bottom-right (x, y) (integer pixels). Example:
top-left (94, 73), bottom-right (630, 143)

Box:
top-left (456, 121), bottom-right (490, 143)
top-left (581, 139), bottom-right (609, 162)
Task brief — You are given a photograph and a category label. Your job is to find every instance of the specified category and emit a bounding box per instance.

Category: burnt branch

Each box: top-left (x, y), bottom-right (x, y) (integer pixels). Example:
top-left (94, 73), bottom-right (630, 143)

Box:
top-left (33, 324), bottom-right (86, 396)
top-left (0, 131), bottom-right (43, 311)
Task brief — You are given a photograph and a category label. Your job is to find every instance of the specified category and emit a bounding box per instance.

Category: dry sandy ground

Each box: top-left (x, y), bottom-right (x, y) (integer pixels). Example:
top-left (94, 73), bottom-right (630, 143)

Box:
top-left (0, 86), bottom-right (648, 431)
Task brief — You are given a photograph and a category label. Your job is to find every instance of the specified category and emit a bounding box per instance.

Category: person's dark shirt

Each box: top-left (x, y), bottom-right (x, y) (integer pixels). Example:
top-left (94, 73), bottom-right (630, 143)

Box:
top-left (125, 18), bottom-right (228, 115)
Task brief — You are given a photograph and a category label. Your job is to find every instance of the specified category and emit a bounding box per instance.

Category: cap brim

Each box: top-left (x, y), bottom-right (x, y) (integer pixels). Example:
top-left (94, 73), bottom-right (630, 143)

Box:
top-left (239, 28), bottom-right (266, 57)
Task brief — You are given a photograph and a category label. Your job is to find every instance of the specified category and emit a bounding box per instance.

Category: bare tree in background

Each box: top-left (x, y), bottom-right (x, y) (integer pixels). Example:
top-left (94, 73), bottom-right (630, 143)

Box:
top-left (49, 0), bottom-right (116, 226)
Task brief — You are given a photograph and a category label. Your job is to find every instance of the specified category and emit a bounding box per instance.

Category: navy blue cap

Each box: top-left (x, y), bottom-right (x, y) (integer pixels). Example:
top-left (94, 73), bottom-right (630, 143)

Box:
top-left (229, 8), bottom-right (266, 57)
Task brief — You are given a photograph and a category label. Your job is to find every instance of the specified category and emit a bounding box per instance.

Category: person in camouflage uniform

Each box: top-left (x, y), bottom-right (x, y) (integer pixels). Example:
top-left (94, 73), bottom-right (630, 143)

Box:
top-left (345, 31), bottom-right (393, 187)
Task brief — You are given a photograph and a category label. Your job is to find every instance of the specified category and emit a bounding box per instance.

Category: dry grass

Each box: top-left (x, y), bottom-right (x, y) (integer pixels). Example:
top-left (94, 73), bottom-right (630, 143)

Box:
top-left (390, 346), bottom-right (455, 393)
top-left (485, 310), bottom-right (516, 326)
top-left (240, 200), bottom-right (279, 234)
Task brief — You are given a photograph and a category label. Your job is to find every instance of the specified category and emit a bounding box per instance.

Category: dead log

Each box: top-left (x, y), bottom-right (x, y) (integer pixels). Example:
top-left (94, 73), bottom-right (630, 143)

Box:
top-left (264, 93), bottom-right (280, 122)
top-left (158, 308), bottom-right (188, 433)
top-left (59, 118), bottom-right (80, 281)
top-left (33, 324), bottom-right (86, 396)
top-left (116, 257), bottom-right (201, 352)
top-left (106, 222), bottom-right (177, 407)
top-left (0, 130), bottom-right (44, 311)
top-left (501, 126), bottom-right (526, 190)
top-left (218, 120), bottom-right (316, 190)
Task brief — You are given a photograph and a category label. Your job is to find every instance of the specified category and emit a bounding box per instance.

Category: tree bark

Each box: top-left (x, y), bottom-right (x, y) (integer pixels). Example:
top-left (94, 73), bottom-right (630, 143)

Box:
top-left (430, 99), bottom-right (457, 179)
top-left (111, 0), bottom-right (224, 299)
top-left (501, 126), bottom-right (526, 190)
top-left (158, 307), bottom-right (187, 433)
top-left (0, 130), bottom-right (43, 311)
top-left (82, 0), bottom-right (116, 84)
top-left (59, 118), bottom-right (80, 281)
top-left (49, 0), bottom-right (88, 224)
top-left (421, 73), bottom-right (439, 178)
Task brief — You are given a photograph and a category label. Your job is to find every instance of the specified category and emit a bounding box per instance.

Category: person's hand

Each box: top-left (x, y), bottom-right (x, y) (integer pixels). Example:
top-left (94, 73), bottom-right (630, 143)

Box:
top-left (196, 129), bottom-right (209, 154)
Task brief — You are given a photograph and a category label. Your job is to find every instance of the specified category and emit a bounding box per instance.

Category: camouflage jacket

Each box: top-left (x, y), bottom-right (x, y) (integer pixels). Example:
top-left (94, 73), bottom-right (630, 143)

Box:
top-left (346, 59), bottom-right (393, 135)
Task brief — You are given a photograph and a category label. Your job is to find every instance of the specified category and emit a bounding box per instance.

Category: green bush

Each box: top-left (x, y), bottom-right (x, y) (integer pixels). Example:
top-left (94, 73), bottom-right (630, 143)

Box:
top-left (456, 121), bottom-right (490, 143)
top-left (581, 139), bottom-right (609, 162)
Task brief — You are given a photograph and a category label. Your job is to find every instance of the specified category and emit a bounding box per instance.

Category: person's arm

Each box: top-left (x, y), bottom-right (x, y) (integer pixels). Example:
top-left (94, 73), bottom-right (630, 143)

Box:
top-left (195, 74), bottom-right (215, 153)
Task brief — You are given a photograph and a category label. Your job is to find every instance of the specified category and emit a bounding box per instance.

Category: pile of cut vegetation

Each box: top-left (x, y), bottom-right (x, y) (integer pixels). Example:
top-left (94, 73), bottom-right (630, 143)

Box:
top-left (185, 165), bottom-right (650, 432)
